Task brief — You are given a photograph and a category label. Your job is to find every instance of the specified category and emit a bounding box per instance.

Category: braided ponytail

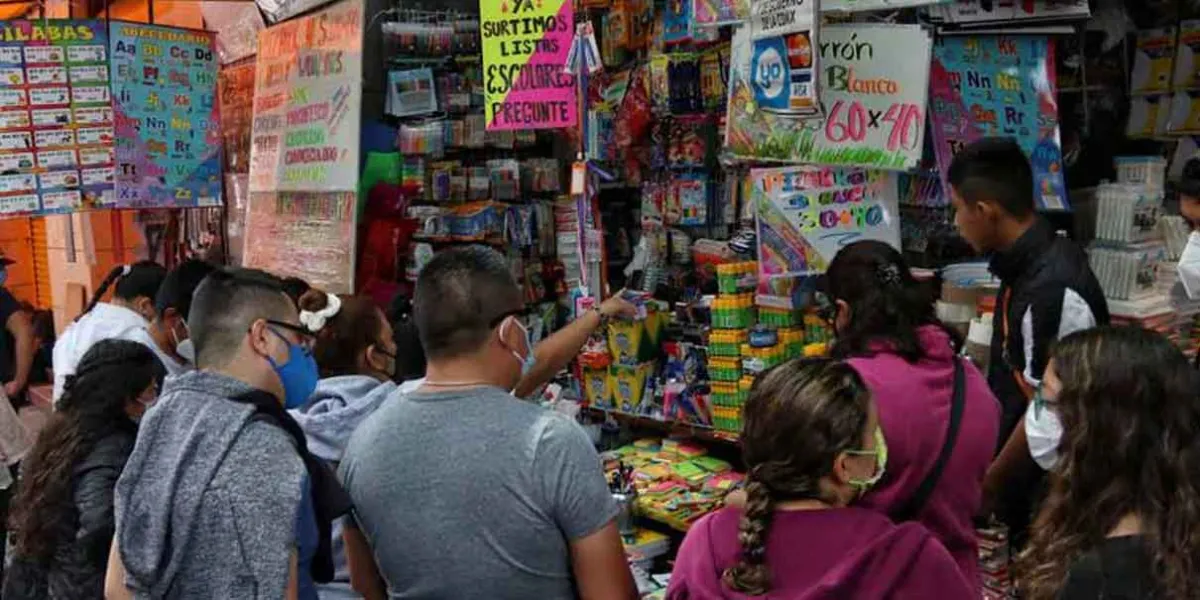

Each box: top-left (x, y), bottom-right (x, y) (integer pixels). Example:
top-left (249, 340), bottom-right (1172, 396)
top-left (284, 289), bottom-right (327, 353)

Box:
top-left (722, 476), bottom-right (775, 595)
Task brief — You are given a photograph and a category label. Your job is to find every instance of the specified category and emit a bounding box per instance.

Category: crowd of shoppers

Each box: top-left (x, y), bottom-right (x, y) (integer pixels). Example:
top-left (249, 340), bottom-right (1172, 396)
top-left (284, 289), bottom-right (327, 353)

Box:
top-left (0, 137), bottom-right (1193, 599)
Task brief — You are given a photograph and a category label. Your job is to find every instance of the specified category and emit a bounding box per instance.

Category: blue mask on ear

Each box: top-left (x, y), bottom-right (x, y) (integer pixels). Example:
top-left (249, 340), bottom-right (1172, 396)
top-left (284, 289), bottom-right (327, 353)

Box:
top-left (508, 318), bottom-right (536, 378)
top-left (266, 329), bottom-right (319, 409)
top-left (0, 269), bottom-right (10, 287)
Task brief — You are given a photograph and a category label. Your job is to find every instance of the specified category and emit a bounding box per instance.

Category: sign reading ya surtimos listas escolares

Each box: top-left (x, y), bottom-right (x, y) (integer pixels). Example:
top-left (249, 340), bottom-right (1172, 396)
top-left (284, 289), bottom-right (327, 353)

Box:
top-left (480, 0), bottom-right (577, 131)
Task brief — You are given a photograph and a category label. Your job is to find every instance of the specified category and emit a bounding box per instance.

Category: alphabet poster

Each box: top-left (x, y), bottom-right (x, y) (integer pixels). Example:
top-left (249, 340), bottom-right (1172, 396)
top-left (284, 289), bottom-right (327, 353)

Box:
top-left (480, 0), bottom-right (577, 131)
top-left (929, 35), bottom-right (1067, 211)
top-left (0, 20), bottom-right (114, 216)
top-left (751, 165), bottom-right (900, 277)
top-left (111, 23), bottom-right (222, 208)
top-left (249, 0), bottom-right (363, 193)
top-left (726, 23), bottom-right (930, 170)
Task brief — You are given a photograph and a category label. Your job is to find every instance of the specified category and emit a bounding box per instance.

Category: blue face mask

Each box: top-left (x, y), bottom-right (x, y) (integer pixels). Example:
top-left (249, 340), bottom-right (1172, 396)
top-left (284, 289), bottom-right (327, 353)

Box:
top-left (507, 318), bottom-right (536, 378)
top-left (266, 328), bottom-right (319, 409)
top-left (0, 269), bottom-right (9, 287)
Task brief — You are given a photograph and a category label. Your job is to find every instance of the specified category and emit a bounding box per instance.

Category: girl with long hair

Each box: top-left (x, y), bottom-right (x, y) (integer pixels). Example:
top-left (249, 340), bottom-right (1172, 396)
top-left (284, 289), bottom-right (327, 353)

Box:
top-left (4, 340), bottom-right (164, 599)
top-left (51, 261), bottom-right (166, 404)
top-left (824, 240), bottom-right (1000, 584)
top-left (1018, 326), bottom-right (1200, 600)
top-left (668, 358), bottom-right (973, 598)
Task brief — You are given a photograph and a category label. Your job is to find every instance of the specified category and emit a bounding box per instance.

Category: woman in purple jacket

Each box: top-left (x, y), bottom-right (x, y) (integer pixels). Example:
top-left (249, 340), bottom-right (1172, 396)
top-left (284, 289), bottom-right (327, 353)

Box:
top-left (668, 359), bottom-right (972, 599)
top-left (823, 241), bottom-right (1001, 587)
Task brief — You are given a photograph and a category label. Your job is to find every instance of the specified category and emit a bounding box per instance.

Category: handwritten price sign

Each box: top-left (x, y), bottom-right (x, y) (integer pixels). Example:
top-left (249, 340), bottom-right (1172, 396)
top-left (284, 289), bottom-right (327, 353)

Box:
top-left (726, 23), bottom-right (932, 170)
top-left (824, 100), bottom-right (923, 151)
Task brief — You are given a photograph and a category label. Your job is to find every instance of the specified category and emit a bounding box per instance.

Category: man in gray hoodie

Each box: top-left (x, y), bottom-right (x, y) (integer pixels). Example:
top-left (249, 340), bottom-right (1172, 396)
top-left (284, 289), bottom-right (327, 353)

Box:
top-left (105, 268), bottom-right (346, 599)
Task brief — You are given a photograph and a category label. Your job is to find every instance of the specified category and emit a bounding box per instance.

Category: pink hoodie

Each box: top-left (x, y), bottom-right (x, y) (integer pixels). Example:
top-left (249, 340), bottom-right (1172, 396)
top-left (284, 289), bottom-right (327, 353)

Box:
top-left (667, 506), bottom-right (974, 599)
top-left (848, 325), bottom-right (1001, 589)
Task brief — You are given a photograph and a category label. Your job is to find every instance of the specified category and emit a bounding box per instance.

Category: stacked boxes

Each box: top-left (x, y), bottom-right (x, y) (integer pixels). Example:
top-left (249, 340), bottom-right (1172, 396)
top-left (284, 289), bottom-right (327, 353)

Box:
top-left (1089, 158), bottom-right (1169, 303)
top-left (707, 263), bottom-right (758, 434)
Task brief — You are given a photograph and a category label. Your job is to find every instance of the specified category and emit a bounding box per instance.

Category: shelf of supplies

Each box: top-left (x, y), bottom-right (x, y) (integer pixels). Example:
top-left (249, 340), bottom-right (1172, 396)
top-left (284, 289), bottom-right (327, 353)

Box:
top-left (583, 407), bottom-right (740, 446)
top-left (412, 233), bottom-right (507, 246)
top-left (388, 54), bottom-right (481, 68)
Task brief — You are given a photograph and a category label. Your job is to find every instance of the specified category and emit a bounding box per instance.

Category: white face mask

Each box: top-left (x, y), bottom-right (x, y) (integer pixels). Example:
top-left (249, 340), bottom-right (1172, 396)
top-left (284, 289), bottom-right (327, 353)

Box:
top-left (177, 339), bottom-right (196, 364)
top-left (1025, 389), bottom-right (1063, 471)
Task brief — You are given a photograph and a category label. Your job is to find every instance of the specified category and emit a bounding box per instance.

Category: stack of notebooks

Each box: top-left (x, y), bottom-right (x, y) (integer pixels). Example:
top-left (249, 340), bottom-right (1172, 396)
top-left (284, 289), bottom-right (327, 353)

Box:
top-left (978, 523), bottom-right (1012, 599)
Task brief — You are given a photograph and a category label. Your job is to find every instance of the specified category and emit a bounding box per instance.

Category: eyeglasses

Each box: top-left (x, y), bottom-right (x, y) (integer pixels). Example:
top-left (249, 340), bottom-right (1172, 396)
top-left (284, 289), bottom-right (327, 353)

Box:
top-left (266, 319), bottom-right (316, 351)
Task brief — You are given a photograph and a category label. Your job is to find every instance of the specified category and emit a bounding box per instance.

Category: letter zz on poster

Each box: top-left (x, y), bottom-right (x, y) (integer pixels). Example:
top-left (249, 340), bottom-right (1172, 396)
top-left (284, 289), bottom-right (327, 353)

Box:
top-left (110, 22), bottom-right (222, 208)
top-left (481, 0), bottom-right (578, 131)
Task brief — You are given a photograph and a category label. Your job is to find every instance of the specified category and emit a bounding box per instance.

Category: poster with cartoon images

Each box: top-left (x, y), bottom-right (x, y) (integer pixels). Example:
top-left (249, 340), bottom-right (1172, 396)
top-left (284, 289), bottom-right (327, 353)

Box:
top-left (111, 22), bottom-right (222, 208)
top-left (929, 35), bottom-right (1068, 211)
top-left (0, 20), bottom-right (114, 215)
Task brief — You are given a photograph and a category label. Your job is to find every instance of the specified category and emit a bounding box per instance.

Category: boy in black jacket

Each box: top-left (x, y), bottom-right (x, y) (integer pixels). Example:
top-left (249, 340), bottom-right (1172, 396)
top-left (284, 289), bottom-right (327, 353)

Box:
top-left (947, 138), bottom-right (1108, 546)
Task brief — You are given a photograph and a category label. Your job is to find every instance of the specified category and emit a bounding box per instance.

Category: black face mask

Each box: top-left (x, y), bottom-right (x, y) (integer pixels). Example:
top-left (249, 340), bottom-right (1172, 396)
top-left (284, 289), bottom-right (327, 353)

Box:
top-left (373, 347), bottom-right (397, 378)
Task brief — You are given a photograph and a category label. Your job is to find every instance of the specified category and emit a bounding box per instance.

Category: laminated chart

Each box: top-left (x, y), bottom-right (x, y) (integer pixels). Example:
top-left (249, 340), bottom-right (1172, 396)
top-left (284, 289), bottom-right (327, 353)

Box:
top-left (0, 20), bottom-right (114, 215)
top-left (110, 22), bottom-right (222, 208)
top-left (929, 35), bottom-right (1067, 211)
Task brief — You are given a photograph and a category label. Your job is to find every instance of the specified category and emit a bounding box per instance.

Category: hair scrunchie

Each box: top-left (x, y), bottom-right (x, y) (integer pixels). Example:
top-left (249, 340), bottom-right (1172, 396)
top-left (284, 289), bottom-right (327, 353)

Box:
top-left (299, 293), bottom-right (341, 332)
top-left (875, 263), bottom-right (902, 287)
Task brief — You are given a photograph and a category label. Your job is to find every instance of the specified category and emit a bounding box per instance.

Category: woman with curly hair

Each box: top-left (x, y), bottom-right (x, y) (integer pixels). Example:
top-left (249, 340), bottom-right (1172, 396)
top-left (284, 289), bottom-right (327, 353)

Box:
top-left (668, 358), bottom-right (973, 599)
top-left (1018, 326), bottom-right (1200, 600)
top-left (3, 340), bottom-right (164, 599)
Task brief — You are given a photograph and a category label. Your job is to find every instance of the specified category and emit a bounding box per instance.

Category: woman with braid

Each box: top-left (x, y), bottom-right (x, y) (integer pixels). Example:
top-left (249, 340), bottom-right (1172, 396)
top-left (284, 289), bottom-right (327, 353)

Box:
top-left (667, 359), bottom-right (973, 599)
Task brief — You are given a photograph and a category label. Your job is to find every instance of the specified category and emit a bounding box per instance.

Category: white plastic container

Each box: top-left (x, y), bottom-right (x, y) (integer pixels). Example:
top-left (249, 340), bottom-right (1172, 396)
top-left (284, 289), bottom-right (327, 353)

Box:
top-left (1115, 156), bottom-right (1168, 190)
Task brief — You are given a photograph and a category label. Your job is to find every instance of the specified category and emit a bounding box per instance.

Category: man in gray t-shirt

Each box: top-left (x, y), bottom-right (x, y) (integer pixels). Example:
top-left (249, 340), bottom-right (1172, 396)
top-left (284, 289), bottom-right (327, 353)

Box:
top-left (338, 246), bottom-right (636, 600)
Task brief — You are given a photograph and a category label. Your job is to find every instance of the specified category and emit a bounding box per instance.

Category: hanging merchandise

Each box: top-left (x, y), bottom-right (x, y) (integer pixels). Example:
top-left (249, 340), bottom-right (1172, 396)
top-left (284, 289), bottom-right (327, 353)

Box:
top-left (201, 2), bottom-right (265, 65)
top-left (929, 35), bottom-right (1067, 211)
top-left (480, 0), bottom-right (577, 131)
top-left (243, 192), bottom-right (358, 293)
top-left (249, 0), bottom-right (363, 193)
top-left (1176, 21), bottom-right (1200, 91)
top-left (1131, 27), bottom-right (1176, 95)
top-left (744, 0), bottom-right (821, 118)
top-left (111, 23), bottom-right (222, 209)
top-left (0, 20), bottom-right (114, 216)
top-left (692, 0), bottom-right (747, 27)
top-left (726, 24), bottom-right (931, 170)
top-left (1168, 23), bottom-right (1200, 136)
top-left (750, 165), bottom-right (901, 282)
top-left (386, 68), bottom-right (439, 118)
top-left (219, 61), bottom-right (255, 175)
top-left (925, 0), bottom-right (1090, 25)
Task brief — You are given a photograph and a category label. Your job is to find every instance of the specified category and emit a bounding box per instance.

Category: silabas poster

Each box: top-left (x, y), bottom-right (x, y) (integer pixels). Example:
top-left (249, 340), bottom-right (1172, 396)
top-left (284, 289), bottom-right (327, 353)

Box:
top-left (0, 20), bottom-right (114, 216)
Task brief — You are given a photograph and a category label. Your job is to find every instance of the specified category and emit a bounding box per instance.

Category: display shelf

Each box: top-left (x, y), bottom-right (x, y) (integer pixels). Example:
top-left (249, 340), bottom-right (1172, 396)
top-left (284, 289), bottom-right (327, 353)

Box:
top-left (584, 406), bottom-right (740, 446)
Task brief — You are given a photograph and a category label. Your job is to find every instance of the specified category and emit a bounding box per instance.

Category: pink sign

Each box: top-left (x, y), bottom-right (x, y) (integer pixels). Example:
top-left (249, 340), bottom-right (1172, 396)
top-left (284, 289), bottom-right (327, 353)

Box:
top-left (480, 0), bottom-right (578, 131)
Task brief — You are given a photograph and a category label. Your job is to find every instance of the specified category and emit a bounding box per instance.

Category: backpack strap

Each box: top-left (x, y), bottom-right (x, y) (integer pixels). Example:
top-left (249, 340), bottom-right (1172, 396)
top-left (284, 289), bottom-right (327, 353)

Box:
top-left (890, 358), bottom-right (967, 522)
